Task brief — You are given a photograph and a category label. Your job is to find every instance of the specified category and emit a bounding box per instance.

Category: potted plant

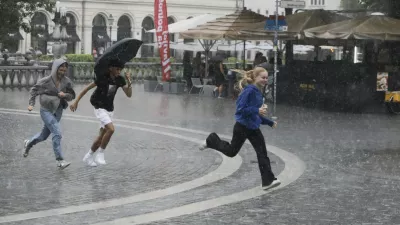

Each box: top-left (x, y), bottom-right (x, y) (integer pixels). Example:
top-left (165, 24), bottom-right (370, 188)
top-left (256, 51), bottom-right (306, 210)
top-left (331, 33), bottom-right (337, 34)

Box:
top-left (169, 76), bottom-right (185, 94)
top-left (144, 75), bottom-right (158, 92)
top-left (162, 77), bottom-right (172, 93)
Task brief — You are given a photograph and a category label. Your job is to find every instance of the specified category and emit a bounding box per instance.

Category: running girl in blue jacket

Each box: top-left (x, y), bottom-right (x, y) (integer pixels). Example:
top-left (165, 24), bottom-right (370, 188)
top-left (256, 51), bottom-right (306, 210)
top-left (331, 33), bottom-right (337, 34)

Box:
top-left (199, 67), bottom-right (280, 190)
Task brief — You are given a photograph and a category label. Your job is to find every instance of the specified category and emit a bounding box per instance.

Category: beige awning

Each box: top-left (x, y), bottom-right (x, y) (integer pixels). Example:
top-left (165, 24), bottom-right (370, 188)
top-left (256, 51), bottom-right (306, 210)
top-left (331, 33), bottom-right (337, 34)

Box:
top-left (179, 9), bottom-right (268, 40)
top-left (147, 14), bottom-right (220, 33)
top-left (239, 9), bottom-right (349, 40)
top-left (304, 14), bottom-right (400, 41)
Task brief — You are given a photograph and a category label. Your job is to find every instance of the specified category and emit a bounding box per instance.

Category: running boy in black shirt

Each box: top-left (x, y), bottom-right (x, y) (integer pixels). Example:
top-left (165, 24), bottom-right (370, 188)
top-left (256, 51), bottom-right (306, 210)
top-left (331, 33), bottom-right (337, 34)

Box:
top-left (69, 59), bottom-right (132, 166)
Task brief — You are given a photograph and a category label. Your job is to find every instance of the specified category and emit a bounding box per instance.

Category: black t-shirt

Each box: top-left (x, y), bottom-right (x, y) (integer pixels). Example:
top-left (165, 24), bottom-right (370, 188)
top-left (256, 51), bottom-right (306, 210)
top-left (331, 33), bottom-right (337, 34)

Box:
top-left (90, 75), bottom-right (126, 112)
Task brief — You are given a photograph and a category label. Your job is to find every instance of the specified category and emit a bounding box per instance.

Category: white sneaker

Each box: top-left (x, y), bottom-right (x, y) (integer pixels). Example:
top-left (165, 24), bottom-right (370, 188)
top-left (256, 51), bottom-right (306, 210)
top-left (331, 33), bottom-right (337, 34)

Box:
top-left (199, 140), bottom-right (208, 151)
top-left (83, 152), bottom-right (97, 167)
top-left (57, 160), bottom-right (71, 169)
top-left (23, 139), bottom-right (31, 157)
top-left (262, 179), bottom-right (281, 190)
top-left (95, 152), bottom-right (106, 165)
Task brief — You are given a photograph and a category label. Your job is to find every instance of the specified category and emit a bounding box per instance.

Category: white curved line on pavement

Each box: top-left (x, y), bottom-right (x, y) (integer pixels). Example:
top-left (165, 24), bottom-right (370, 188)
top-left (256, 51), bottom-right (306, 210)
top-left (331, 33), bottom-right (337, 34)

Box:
top-left (92, 145), bottom-right (306, 225)
top-left (0, 110), bottom-right (242, 224)
top-left (0, 107), bottom-right (212, 135)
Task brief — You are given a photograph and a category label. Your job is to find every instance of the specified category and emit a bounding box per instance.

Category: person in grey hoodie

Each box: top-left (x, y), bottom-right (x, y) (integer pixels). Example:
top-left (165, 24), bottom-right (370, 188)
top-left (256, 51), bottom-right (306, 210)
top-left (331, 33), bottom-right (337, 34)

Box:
top-left (23, 58), bottom-right (75, 169)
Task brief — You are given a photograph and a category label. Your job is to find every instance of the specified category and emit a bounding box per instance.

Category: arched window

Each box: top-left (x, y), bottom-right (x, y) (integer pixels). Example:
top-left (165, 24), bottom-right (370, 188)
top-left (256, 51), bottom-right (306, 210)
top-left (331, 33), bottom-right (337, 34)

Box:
top-left (141, 16), bottom-right (154, 57)
top-left (66, 13), bottom-right (80, 54)
top-left (183, 16), bottom-right (194, 44)
top-left (31, 12), bottom-right (49, 54)
top-left (168, 16), bottom-right (176, 57)
top-left (117, 15), bottom-right (132, 41)
top-left (92, 14), bottom-right (109, 56)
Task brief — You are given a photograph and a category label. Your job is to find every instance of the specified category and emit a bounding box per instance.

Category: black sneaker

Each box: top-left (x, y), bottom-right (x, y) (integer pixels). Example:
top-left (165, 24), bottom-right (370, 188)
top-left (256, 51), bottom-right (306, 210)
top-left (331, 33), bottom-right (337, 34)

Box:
top-left (262, 178), bottom-right (281, 190)
top-left (23, 140), bottom-right (31, 157)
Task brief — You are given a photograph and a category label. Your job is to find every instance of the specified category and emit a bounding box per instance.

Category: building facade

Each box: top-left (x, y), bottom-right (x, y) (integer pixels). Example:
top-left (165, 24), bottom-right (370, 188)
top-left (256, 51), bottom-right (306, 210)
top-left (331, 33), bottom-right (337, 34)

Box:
top-left (13, 0), bottom-right (236, 57)
top-left (305, 0), bottom-right (341, 10)
top-left (244, 0), bottom-right (341, 13)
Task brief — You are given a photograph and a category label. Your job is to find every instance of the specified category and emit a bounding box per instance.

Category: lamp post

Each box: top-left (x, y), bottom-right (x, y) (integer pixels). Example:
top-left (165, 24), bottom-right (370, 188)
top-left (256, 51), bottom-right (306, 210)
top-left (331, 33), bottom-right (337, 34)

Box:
top-left (108, 14), bottom-right (114, 47)
top-left (272, 0), bottom-right (279, 120)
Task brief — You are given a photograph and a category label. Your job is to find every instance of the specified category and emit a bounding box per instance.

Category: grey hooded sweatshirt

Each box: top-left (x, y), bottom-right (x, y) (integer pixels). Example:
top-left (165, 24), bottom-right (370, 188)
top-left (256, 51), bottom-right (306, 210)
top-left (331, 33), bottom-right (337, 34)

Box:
top-left (29, 58), bottom-right (75, 113)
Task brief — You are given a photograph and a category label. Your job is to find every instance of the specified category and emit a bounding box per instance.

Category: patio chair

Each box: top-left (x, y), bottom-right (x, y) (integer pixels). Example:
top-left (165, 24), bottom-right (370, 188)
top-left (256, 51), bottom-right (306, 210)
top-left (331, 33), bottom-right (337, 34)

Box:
top-left (189, 77), bottom-right (204, 95)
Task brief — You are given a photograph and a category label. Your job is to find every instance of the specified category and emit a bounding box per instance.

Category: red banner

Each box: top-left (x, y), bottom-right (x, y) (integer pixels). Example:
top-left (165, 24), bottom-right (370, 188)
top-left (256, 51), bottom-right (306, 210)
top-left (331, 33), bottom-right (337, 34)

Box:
top-left (154, 0), bottom-right (171, 81)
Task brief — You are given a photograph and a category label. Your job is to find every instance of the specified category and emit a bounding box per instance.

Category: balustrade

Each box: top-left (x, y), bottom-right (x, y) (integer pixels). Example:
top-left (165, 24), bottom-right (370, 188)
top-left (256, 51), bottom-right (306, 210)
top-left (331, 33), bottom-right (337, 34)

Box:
top-left (0, 62), bottom-right (238, 87)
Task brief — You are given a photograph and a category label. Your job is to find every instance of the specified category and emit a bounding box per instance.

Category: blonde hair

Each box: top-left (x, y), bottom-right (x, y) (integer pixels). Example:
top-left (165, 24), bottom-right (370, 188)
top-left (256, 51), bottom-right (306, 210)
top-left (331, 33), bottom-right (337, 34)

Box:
top-left (238, 67), bottom-right (267, 91)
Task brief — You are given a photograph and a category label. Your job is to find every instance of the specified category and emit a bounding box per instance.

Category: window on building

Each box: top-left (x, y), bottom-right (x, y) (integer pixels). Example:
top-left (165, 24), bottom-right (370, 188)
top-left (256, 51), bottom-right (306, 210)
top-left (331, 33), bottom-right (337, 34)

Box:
top-left (257, 9), bottom-right (260, 14)
top-left (322, 0), bottom-right (325, 5)
top-left (265, 10), bottom-right (269, 15)
top-left (310, 0), bottom-right (313, 5)
top-left (319, 0), bottom-right (321, 5)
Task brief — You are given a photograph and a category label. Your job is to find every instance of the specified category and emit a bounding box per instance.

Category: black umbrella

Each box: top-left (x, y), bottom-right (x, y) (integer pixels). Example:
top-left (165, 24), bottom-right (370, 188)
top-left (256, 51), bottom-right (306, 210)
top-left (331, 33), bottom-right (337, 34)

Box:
top-left (94, 38), bottom-right (143, 79)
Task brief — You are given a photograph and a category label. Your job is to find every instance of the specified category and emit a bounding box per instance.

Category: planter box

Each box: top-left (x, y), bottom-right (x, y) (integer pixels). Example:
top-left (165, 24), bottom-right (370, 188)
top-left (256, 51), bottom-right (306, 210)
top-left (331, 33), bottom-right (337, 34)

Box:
top-left (163, 82), bottom-right (170, 93)
top-left (144, 80), bottom-right (159, 92)
top-left (169, 82), bottom-right (185, 94)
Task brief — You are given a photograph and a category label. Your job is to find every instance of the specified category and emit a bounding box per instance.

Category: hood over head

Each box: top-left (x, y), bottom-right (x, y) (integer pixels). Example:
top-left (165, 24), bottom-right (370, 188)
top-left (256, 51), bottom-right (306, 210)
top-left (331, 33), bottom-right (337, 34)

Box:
top-left (50, 58), bottom-right (68, 79)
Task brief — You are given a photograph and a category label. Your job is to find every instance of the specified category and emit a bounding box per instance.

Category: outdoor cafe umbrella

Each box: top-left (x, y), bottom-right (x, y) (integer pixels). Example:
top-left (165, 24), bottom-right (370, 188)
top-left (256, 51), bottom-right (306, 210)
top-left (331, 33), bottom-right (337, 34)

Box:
top-left (304, 13), bottom-right (400, 41)
top-left (94, 38), bottom-right (143, 79)
top-left (217, 41), bottom-right (258, 51)
top-left (179, 8), bottom-right (267, 70)
top-left (239, 9), bottom-right (349, 40)
top-left (179, 8), bottom-right (267, 40)
top-left (143, 41), bottom-right (219, 52)
top-left (146, 14), bottom-right (220, 33)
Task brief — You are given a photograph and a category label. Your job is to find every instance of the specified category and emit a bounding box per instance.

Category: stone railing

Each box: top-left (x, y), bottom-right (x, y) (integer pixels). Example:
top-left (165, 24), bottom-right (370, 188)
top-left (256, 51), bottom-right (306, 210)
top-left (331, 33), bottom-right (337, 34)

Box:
top-left (67, 62), bottom-right (181, 83)
top-left (0, 62), bottom-right (241, 87)
top-left (66, 62), bottom-right (239, 82)
top-left (0, 66), bottom-right (49, 87)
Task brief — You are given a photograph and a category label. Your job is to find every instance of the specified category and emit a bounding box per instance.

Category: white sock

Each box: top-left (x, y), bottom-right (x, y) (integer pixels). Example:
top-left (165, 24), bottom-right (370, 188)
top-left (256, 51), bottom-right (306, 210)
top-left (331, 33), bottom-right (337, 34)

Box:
top-left (89, 149), bottom-right (95, 154)
top-left (99, 148), bottom-right (105, 153)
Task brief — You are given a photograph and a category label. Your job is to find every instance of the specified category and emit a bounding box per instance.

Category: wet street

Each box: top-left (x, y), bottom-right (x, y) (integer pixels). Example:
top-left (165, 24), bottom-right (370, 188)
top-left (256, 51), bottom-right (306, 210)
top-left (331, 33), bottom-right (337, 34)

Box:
top-left (0, 84), bottom-right (400, 225)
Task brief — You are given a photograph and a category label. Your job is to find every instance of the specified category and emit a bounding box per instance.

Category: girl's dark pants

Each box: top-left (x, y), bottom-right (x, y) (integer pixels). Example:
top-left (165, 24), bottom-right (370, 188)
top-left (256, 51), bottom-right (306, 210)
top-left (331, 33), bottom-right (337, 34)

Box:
top-left (206, 122), bottom-right (276, 186)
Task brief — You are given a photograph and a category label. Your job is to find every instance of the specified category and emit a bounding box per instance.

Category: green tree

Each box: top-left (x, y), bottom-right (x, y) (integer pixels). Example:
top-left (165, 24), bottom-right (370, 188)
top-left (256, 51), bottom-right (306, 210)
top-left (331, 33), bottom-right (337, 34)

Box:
top-left (360, 0), bottom-right (400, 65)
top-left (0, 0), bottom-right (54, 44)
top-left (359, 0), bottom-right (400, 18)
top-left (340, 0), bottom-right (364, 10)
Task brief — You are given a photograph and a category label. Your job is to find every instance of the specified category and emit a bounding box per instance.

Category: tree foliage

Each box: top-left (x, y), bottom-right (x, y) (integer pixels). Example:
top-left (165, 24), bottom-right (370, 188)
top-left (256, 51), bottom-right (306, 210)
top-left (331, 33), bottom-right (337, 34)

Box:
top-left (0, 0), bottom-right (55, 43)
top-left (359, 0), bottom-right (400, 18)
top-left (340, 0), bottom-right (364, 10)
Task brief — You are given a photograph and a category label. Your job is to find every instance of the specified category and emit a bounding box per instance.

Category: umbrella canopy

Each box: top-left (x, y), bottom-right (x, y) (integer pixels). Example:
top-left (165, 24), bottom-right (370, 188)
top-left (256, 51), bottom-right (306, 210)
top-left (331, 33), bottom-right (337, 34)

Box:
top-left (146, 14), bottom-right (220, 33)
top-left (94, 38), bottom-right (143, 78)
top-left (304, 14), bottom-right (400, 41)
top-left (239, 9), bottom-right (349, 40)
top-left (217, 41), bottom-right (258, 51)
top-left (179, 8), bottom-right (268, 40)
top-left (144, 41), bottom-right (219, 52)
